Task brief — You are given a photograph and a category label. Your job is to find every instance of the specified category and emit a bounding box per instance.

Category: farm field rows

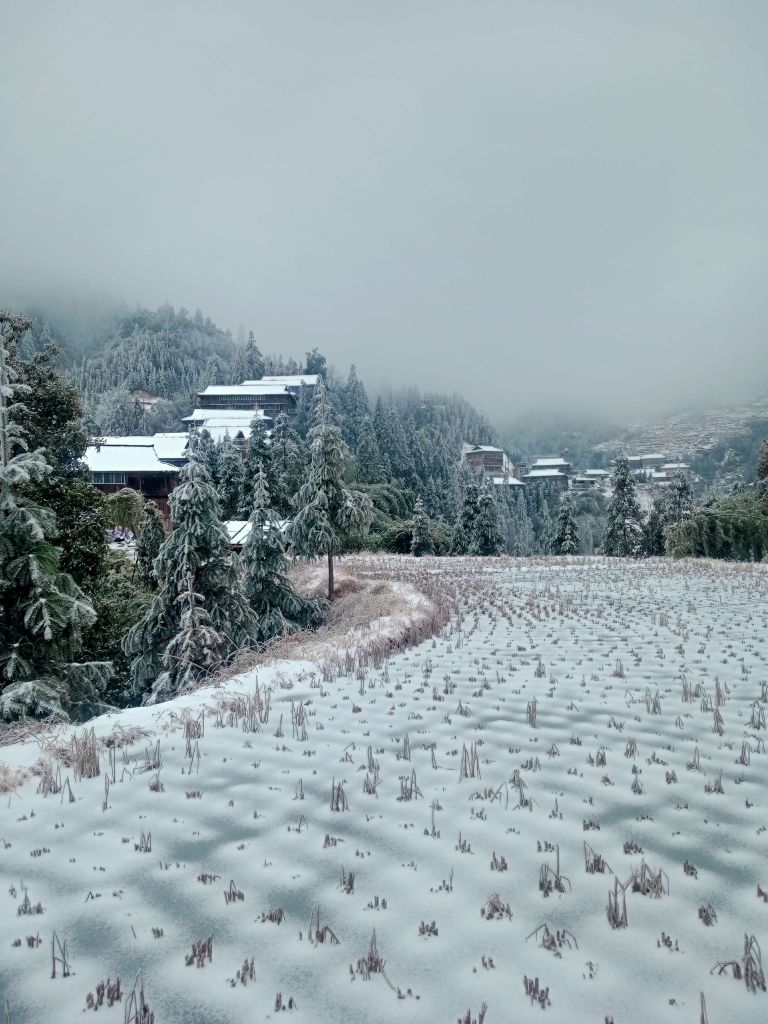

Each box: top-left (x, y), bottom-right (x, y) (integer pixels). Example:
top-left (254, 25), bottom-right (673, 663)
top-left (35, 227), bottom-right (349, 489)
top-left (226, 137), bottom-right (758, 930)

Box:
top-left (1, 558), bottom-right (767, 1024)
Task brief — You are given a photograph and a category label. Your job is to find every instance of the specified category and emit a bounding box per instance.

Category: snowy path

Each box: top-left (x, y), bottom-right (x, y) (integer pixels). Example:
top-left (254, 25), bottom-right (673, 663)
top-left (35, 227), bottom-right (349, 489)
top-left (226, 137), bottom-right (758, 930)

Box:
top-left (1, 558), bottom-right (767, 1024)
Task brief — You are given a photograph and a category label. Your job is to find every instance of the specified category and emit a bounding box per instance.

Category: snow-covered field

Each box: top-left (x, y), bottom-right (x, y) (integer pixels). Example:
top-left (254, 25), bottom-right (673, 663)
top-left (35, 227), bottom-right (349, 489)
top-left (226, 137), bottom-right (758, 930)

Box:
top-left (1, 557), bottom-right (767, 1024)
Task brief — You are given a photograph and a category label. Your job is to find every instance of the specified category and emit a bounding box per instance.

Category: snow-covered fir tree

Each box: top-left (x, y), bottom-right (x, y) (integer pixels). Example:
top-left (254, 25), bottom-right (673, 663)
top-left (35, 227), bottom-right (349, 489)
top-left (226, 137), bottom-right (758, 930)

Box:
top-left (0, 311), bottom-right (110, 721)
top-left (410, 496), bottom-right (434, 556)
top-left (602, 455), bottom-right (644, 556)
top-left (269, 412), bottom-right (306, 516)
top-left (540, 499), bottom-right (553, 555)
top-left (218, 435), bottom-right (246, 520)
top-left (356, 416), bottom-right (387, 484)
top-left (239, 415), bottom-right (273, 517)
top-left (288, 380), bottom-right (373, 600)
top-left (451, 481), bottom-right (480, 554)
top-left (191, 429), bottom-right (220, 486)
top-left (159, 575), bottom-right (227, 693)
top-left (471, 484), bottom-right (504, 556)
top-left (242, 465), bottom-right (324, 640)
top-left (342, 364), bottom-right (369, 450)
top-left (667, 472), bottom-right (693, 525)
top-left (234, 330), bottom-right (265, 382)
top-left (135, 499), bottom-right (165, 587)
top-left (551, 495), bottom-right (580, 554)
top-left (641, 495), bottom-right (667, 556)
top-left (124, 454), bottom-right (256, 703)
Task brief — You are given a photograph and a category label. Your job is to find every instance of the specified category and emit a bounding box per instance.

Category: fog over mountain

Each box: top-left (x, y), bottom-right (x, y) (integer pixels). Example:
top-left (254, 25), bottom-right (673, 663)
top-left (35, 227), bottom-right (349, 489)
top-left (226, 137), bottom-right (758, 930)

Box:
top-left (2, 1), bottom-right (768, 425)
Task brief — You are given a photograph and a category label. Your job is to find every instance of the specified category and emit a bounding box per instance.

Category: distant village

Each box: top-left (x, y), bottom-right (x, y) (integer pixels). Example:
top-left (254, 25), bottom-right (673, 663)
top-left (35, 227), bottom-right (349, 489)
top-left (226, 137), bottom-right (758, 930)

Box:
top-left (86, 376), bottom-right (692, 533)
top-left (462, 444), bottom-right (691, 492)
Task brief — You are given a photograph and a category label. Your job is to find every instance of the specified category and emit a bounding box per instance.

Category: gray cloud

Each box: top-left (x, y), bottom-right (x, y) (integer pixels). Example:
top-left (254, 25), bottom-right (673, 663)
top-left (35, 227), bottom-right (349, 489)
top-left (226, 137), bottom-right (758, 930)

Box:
top-left (2, 0), bottom-right (768, 423)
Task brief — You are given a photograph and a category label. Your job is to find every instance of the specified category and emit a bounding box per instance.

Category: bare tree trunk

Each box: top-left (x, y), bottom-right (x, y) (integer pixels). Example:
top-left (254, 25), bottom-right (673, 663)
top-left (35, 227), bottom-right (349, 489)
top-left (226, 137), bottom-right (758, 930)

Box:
top-left (328, 551), bottom-right (335, 601)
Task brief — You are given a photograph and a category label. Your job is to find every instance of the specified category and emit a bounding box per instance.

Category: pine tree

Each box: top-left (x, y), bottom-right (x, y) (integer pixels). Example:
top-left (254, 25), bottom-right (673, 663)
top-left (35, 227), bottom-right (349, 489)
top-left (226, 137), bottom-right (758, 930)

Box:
top-left (242, 466), bottom-right (324, 640)
top-left (242, 331), bottom-right (265, 380)
top-left (471, 485), bottom-right (504, 556)
top-left (343, 364), bottom-right (369, 450)
top-left (269, 413), bottom-right (306, 516)
top-left (190, 429), bottom-right (220, 486)
top-left (239, 415), bottom-right (273, 516)
top-left (384, 404), bottom-right (414, 482)
top-left (512, 496), bottom-right (536, 556)
top-left (0, 311), bottom-right (110, 721)
top-left (641, 495), bottom-right (667, 556)
top-left (356, 416), bottom-right (386, 483)
top-left (410, 496), bottom-right (434, 557)
top-left (124, 455), bottom-right (256, 703)
top-left (539, 499), bottom-right (553, 555)
top-left (288, 380), bottom-right (374, 600)
top-left (135, 500), bottom-right (165, 587)
top-left (451, 482), bottom-right (480, 554)
top-left (218, 436), bottom-right (246, 519)
top-left (602, 456), bottom-right (644, 556)
top-left (160, 576), bottom-right (227, 692)
top-left (667, 472), bottom-right (693, 525)
top-left (293, 384), bottom-right (314, 439)
top-left (551, 496), bottom-right (580, 554)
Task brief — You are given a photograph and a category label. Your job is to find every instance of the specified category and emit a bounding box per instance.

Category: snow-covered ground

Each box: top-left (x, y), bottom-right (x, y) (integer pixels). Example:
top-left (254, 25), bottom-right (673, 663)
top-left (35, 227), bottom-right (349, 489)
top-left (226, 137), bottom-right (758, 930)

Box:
top-left (1, 557), bottom-right (767, 1024)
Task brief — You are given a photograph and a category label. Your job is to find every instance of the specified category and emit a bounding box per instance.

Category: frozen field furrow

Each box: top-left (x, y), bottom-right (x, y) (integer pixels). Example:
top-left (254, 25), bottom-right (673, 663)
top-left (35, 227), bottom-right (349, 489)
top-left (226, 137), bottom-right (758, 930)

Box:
top-left (1, 558), bottom-right (767, 1024)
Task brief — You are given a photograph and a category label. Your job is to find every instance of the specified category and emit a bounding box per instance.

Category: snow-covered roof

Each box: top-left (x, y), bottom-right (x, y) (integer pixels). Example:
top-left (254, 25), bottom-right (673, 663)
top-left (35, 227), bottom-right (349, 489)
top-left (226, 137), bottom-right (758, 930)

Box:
top-left (183, 408), bottom-right (270, 423)
top-left (85, 444), bottom-right (179, 475)
top-left (584, 468), bottom-right (609, 476)
top-left (531, 457), bottom-right (571, 468)
top-left (204, 425), bottom-right (253, 442)
top-left (649, 471), bottom-right (672, 482)
top-left (197, 383), bottom-right (292, 398)
top-left (491, 475), bottom-right (525, 486)
top-left (151, 433), bottom-right (190, 462)
top-left (661, 463), bottom-right (689, 470)
top-left (225, 521), bottom-right (252, 547)
top-left (93, 435), bottom-right (154, 447)
top-left (627, 453), bottom-right (666, 462)
top-left (242, 374), bottom-right (319, 387)
top-left (523, 468), bottom-right (569, 478)
top-left (463, 444), bottom-right (505, 454)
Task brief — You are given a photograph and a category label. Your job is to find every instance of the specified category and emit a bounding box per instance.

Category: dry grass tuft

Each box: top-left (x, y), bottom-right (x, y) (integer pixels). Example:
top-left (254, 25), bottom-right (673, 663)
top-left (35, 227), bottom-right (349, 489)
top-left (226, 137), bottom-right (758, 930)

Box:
top-left (0, 761), bottom-right (26, 794)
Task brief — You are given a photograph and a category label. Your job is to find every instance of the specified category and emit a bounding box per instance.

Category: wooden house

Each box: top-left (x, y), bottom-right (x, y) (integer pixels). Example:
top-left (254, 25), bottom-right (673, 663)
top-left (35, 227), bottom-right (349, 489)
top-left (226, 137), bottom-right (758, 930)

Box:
top-left (85, 439), bottom-right (180, 522)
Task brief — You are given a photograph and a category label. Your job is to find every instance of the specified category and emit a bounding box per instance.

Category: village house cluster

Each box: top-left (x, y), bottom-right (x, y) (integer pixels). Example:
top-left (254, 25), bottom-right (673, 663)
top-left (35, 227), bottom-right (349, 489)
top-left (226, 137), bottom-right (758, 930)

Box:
top-left (462, 445), bottom-right (691, 492)
top-left (86, 381), bottom-right (692, 528)
top-left (85, 375), bottom-right (318, 521)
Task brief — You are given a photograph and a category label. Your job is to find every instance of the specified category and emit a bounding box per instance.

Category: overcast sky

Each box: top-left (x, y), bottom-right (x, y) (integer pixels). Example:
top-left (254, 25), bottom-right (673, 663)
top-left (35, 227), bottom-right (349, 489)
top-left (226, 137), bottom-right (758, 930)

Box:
top-left (2, 1), bottom-right (768, 423)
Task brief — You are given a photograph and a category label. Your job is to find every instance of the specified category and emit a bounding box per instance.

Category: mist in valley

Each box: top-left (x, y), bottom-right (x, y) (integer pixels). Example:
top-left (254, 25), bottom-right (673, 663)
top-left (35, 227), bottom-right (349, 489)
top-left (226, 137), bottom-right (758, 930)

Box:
top-left (3, 1), bottom-right (768, 429)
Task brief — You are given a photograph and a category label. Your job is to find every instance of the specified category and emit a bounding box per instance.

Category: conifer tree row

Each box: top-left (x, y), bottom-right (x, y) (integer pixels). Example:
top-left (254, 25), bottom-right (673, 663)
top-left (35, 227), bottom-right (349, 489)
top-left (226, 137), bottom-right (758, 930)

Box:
top-left (0, 311), bottom-right (110, 721)
top-left (289, 380), bottom-right (373, 599)
top-left (123, 455), bottom-right (256, 703)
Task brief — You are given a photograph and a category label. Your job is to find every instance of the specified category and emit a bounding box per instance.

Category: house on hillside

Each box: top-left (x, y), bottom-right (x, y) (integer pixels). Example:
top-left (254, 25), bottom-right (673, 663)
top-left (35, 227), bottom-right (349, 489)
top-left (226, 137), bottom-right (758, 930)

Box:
top-left (491, 474), bottom-right (525, 489)
top-left (182, 408), bottom-right (272, 450)
top-left (463, 443), bottom-right (515, 478)
top-left (522, 454), bottom-right (573, 490)
top-left (660, 462), bottom-right (691, 478)
top-left (627, 453), bottom-right (667, 475)
top-left (85, 438), bottom-right (180, 521)
top-left (571, 468), bottom-right (610, 491)
top-left (132, 390), bottom-right (161, 412)
top-left (195, 374), bottom-right (318, 420)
